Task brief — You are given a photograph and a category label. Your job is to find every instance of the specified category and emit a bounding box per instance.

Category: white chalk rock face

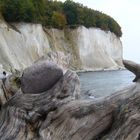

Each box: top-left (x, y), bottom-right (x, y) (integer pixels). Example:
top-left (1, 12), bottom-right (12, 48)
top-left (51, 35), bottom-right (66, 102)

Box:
top-left (72, 26), bottom-right (123, 71)
top-left (0, 20), bottom-right (123, 72)
top-left (0, 21), bottom-right (51, 71)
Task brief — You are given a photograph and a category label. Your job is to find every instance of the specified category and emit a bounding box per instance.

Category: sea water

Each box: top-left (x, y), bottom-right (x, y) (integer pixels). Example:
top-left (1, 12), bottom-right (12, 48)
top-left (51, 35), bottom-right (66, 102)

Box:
top-left (78, 70), bottom-right (135, 98)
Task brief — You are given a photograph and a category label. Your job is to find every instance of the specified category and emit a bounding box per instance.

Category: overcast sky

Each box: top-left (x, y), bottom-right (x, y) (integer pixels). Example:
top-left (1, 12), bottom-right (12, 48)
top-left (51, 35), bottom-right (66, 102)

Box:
top-left (61, 0), bottom-right (140, 63)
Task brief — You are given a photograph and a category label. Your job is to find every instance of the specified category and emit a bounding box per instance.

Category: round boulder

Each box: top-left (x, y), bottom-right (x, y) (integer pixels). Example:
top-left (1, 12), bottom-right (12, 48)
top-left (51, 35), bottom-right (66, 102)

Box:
top-left (21, 61), bottom-right (63, 93)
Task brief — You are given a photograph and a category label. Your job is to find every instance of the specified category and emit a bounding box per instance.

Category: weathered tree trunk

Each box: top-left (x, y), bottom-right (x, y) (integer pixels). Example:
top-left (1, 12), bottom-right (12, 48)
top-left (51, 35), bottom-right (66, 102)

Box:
top-left (0, 60), bottom-right (140, 140)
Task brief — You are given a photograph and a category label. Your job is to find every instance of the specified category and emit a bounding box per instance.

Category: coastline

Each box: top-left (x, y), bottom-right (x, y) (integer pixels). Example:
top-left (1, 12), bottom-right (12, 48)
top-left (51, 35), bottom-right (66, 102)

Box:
top-left (76, 66), bottom-right (125, 73)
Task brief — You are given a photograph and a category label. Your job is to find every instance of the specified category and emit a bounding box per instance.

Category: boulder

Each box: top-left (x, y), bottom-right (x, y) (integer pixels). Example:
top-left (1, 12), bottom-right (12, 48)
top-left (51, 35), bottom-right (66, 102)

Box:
top-left (21, 61), bottom-right (63, 93)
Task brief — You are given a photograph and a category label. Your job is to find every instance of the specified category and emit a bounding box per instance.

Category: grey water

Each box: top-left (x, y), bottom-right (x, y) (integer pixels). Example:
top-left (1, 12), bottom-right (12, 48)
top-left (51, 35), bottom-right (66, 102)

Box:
top-left (78, 70), bottom-right (135, 98)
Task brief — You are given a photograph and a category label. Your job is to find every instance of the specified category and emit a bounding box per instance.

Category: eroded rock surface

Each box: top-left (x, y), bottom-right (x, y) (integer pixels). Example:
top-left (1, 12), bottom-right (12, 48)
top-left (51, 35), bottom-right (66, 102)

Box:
top-left (21, 61), bottom-right (63, 93)
top-left (0, 21), bottom-right (123, 72)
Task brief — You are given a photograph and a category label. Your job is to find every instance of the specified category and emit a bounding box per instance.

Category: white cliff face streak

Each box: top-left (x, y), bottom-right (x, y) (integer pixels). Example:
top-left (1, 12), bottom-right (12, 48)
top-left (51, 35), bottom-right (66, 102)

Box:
top-left (0, 21), bottom-right (123, 72)
top-left (74, 26), bottom-right (123, 71)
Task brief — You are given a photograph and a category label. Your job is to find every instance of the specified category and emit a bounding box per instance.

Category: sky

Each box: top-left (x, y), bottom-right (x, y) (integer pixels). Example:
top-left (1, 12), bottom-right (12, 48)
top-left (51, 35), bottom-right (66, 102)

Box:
top-left (61, 0), bottom-right (140, 63)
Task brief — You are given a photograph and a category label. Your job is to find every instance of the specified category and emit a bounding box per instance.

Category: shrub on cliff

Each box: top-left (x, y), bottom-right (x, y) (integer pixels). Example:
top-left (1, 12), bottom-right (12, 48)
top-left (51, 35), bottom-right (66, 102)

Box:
top-left (0, 0), bottom-right (122, 37)
top-left (63, 0), bottom-right (122, 37)
top-left (51, 11), bottom-right (67, 29)
top-left (0, 0), bottom-right (46, 23)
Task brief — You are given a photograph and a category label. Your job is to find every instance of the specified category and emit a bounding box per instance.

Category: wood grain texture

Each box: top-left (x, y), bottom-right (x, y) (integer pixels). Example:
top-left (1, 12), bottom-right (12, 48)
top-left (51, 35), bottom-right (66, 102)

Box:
top-left (123, 60), bottom-right (140, 82)
top-left (0, 60), bottom-right (140, 140)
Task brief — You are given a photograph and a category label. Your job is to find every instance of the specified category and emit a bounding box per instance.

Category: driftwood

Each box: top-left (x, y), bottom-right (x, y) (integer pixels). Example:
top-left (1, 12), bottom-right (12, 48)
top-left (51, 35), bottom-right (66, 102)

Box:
top-left (0, 60), bottom-right (140, 140)
top-left (123, 60), bottom-right (140, 82)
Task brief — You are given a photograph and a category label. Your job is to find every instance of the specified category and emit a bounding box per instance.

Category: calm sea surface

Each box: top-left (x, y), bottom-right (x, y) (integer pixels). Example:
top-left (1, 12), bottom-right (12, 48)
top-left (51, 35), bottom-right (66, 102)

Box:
top-left (78, 70), bottom-right (135, 98)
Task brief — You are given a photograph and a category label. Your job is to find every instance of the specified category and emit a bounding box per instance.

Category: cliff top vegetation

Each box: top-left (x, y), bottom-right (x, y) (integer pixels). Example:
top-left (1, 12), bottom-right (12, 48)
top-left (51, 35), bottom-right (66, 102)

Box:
top-left (0, 0), bottom-right (122, 37)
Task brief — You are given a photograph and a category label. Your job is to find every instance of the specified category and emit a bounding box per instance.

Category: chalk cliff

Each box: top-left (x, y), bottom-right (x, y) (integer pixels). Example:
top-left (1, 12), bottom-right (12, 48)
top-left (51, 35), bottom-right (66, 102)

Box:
top-left (0, 20), bottom-right (123, 72)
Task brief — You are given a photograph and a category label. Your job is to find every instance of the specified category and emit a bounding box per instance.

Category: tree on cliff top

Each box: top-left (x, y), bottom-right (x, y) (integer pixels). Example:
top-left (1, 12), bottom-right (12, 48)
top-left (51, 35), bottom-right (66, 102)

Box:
top-left (0, 0), bottom-right (122, 37)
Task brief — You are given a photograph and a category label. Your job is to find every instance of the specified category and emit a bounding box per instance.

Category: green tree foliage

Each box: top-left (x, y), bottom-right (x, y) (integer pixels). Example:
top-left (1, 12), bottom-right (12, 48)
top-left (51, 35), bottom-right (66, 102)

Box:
top-left (43, 0), bottom-right (64, 26)
top-left (0, 0), bottom-right (46, 22)
top-left (52, 11), bottom-right (67, 28)
top-left (31, 0), bottom-right (46, 23)
top-left (19, 0), bottom-right (36, 22)
top-left (0, 0), bottom-right (122, 37)
top-left (0, 0), bottom-right (35, 22)
top-left (63, 0), bottom-right (78, 25)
